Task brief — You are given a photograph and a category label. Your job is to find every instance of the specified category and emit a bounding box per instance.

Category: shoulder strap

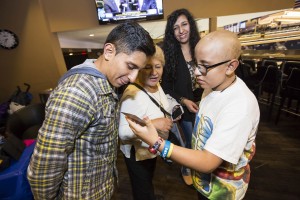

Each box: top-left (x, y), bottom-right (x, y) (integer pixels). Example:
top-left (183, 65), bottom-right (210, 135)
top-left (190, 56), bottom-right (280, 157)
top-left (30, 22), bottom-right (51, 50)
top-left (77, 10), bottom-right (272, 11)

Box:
top-left (131, 83), bottom-right (171, 117)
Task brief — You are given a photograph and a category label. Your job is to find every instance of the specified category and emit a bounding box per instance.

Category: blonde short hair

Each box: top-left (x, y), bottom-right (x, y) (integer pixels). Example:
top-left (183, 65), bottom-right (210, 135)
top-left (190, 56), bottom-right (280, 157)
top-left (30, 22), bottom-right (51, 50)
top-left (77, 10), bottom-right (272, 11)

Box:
top-left (153, 45), bottom-right (165, 66)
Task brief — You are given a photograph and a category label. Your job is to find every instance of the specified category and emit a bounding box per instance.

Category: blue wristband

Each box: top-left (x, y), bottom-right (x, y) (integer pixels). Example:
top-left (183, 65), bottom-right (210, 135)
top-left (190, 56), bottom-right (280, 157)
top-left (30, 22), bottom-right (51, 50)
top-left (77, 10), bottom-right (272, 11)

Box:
top-left (161, 140), bottom-right (171, 159)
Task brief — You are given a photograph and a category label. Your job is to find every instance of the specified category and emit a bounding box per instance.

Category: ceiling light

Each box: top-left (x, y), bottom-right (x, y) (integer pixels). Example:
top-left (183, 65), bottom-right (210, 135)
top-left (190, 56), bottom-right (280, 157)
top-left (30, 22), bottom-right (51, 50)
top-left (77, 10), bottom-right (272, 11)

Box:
top-left (89, 34), bottom-right (94, 37)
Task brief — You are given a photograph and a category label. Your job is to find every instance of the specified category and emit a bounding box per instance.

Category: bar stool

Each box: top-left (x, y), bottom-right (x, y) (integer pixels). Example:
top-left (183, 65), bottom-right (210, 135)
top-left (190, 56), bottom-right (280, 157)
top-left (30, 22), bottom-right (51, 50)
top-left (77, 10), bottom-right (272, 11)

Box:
top-left (275, 68), bottom-right (300, 124)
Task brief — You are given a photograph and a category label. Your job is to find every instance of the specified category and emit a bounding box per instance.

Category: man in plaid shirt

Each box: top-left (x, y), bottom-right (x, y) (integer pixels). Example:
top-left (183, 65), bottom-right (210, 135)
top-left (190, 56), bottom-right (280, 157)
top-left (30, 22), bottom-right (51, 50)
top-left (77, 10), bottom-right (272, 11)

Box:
top-left (27, 21), bottom-right (155, 200)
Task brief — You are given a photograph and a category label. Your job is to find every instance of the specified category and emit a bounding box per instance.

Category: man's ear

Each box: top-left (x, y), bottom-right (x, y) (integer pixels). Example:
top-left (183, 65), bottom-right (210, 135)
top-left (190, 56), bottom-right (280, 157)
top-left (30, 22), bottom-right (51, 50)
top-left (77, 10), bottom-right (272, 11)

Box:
top-left (226, 59), bottom-right (239, 75)
top-left (103, 43), bottom-right (115, 61)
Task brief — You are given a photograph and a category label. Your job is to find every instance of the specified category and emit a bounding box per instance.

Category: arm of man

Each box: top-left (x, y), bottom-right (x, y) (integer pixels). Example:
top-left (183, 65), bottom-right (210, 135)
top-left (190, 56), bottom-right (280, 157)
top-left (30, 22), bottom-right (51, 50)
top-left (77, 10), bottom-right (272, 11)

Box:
top-left (27, 85), bottom-right (93, 199)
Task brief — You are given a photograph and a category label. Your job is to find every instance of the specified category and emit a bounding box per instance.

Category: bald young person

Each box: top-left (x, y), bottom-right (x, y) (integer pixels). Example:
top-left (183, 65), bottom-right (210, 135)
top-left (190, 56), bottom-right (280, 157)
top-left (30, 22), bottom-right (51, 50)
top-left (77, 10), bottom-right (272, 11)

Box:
top-left (126, 30), bottom-right (260, 200)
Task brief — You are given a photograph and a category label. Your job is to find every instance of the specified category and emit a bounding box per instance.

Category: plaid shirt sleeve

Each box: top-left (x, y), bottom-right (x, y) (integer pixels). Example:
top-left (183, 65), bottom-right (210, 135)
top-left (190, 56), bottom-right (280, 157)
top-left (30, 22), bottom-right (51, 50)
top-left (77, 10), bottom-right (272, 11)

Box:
top-left (27, 75), bottom-right (99, 199)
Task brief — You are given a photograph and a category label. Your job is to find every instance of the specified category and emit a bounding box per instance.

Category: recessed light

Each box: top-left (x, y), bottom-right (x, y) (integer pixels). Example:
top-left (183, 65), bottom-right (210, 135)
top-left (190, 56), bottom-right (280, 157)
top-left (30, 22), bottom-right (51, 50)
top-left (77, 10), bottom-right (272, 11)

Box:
top-left (89, 34), bottom-right (94, 37)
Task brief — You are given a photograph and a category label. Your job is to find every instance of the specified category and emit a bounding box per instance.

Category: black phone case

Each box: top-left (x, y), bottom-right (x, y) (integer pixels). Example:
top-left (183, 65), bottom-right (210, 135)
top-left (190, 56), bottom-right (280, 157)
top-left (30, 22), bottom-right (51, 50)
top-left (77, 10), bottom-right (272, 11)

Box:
top-left (172, 107), bottom-right (183, 120)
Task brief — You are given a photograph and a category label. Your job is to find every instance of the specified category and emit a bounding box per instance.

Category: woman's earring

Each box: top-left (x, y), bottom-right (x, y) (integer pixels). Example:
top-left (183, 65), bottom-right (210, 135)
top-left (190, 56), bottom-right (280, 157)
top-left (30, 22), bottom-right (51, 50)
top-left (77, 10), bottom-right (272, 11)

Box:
top-left (159, 79), bottom-right (162, 83)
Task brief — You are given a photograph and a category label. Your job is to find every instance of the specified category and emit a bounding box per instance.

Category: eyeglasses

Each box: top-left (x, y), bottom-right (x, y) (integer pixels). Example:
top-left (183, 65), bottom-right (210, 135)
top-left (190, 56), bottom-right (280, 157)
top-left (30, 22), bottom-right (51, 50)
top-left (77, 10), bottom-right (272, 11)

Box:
top-left (196, 60), bottom-right (231, 76)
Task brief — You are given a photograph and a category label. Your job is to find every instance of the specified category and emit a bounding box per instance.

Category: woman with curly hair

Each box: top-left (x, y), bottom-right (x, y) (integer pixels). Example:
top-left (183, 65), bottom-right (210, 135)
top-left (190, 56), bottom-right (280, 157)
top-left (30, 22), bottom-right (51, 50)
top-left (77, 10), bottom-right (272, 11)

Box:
top-left (161, 8), bottom-right (202, 185)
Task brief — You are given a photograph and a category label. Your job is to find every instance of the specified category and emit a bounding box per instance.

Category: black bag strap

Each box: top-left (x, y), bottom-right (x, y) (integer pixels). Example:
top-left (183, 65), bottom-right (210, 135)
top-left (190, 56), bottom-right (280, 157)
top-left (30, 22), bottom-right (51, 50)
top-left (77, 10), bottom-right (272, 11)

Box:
top-left (131, 83), bottom-right (171, 117)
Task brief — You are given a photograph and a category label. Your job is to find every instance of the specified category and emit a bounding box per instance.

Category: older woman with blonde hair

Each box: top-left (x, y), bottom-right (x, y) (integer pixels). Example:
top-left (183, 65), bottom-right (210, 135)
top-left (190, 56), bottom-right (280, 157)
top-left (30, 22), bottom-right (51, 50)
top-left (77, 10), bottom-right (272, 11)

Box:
top-left (119, 45), bottom-right (174, 200)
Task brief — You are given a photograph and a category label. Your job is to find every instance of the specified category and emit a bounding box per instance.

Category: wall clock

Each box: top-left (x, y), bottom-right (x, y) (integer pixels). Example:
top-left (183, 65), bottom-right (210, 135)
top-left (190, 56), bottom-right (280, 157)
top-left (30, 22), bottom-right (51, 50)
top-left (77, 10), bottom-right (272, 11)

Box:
top-left (0, 29), bottom-right (19, 50)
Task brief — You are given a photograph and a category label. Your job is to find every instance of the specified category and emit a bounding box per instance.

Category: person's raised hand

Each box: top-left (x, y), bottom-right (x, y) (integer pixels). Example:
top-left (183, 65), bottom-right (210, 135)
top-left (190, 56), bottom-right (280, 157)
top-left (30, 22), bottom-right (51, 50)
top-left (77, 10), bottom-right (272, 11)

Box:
top-left (126, 116), bottom-right (159, 146)
top-left (183, 99), bottom-right (199, 113)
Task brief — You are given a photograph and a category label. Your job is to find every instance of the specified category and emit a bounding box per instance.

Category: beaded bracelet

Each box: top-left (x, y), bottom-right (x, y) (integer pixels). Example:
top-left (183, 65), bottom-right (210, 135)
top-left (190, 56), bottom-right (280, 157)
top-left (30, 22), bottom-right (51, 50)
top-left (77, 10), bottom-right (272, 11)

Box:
top-left (161, 140), bottom-right (171, 159)
top-left (148, 137), bottom-right (163, 154)
top-left (166, 143), bottom-right (174, 158)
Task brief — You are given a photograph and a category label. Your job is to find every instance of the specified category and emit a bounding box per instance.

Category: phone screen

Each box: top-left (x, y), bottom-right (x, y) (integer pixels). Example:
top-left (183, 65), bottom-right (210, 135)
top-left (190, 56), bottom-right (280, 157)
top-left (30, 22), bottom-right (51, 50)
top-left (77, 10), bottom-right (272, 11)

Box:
top-left (172, 106), bottom-right (183, 120)
top-left (121, 112), bottom-right (146, 126)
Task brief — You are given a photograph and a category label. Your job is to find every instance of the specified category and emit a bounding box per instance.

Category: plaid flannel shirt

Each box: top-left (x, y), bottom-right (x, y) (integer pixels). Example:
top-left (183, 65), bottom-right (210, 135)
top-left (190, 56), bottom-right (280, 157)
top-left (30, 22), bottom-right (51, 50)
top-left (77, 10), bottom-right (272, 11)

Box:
top-left (27, 72), bottom-right (119, 199)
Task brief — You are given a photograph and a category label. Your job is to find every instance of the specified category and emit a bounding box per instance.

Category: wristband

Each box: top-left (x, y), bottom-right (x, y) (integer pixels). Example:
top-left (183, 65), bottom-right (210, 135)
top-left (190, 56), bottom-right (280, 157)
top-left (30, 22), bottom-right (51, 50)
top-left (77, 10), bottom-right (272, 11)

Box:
top-left (161, 140), bottom-right (171, 159)
top-left (166, 143), bottom-right (174, 158)
top-left (148, 137), bottom-right (163, 154)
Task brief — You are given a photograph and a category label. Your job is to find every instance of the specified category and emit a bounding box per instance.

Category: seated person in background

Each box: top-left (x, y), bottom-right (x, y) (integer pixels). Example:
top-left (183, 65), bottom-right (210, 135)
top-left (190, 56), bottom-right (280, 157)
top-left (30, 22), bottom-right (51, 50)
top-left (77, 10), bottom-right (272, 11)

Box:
top-left (119, 45), bottom-right (173, 200)
top-left (126, 30), bottom-right (260, 200)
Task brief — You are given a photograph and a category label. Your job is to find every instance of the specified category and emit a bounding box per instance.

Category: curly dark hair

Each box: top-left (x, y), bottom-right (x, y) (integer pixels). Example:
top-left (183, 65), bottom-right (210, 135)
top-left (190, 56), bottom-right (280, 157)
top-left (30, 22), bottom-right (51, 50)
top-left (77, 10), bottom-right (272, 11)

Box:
top-left (162, 9), bottom-right (200, 80)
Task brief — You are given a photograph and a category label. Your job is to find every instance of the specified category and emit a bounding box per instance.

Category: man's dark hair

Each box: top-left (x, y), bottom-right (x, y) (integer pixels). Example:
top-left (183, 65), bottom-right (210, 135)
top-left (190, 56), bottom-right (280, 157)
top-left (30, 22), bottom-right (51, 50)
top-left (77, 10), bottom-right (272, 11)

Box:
top-left (162, 9), bottom-right (200, 80)
top-left (105, 21), bottom-right (155, 57)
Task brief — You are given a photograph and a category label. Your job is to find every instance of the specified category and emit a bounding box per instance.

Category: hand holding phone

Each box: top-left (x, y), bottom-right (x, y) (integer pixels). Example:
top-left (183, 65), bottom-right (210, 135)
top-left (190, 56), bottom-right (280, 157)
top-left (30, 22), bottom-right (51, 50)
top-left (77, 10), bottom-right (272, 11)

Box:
top-left (122, 112), bottom-right (146, 126)
top-left (171, 105), bottom-right (183, 121)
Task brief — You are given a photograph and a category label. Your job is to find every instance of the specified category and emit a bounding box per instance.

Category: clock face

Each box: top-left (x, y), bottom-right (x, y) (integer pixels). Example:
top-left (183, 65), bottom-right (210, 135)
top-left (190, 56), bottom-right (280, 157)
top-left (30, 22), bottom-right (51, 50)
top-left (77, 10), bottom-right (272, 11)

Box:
top-left (0, 29), bottom-right (19, 50)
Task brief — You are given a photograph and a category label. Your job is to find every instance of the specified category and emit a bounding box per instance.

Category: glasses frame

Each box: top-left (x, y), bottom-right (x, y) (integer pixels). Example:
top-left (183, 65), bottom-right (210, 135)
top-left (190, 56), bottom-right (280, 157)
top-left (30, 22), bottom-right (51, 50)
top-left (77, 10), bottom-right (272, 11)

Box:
top-left (196, 60), bottom-right (231, 76)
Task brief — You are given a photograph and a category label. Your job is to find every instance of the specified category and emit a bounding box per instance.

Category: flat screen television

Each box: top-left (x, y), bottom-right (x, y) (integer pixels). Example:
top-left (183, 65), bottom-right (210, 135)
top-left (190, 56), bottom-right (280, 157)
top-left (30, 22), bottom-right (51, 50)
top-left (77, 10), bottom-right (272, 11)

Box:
top-left (95, 0), bottom-right (164, 24)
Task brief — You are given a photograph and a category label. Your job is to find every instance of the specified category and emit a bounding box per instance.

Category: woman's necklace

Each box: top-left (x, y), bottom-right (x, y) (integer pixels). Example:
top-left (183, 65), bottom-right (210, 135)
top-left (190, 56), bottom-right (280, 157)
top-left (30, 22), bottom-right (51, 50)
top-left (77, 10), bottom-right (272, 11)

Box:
top-left (149, 88), bottom-right (167, 114)
top-left (149, 88), bottom-right (162, 107)
top-left (220, 76), bottom-right (237, 92)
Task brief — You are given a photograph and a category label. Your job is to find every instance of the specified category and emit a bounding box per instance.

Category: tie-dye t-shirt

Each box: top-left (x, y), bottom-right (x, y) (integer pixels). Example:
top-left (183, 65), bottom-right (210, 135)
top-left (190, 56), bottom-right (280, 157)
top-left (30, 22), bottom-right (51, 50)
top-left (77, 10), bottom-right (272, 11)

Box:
top-left (191, 77), bottom-right (260, 200)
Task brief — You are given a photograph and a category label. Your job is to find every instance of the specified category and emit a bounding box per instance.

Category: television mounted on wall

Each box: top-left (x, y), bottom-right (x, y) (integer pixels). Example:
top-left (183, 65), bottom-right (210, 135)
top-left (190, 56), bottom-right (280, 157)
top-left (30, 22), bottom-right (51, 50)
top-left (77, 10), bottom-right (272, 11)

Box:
top-left (95, 0), bottom-right (164, 24)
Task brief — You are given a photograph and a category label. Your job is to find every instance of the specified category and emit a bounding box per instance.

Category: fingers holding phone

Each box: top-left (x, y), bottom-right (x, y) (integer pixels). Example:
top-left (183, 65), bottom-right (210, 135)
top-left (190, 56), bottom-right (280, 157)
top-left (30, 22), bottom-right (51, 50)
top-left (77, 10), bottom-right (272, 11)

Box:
top-left (122, 112), bottom-right (146, 126)
top-left (122, 112), bottom-right (159, 145)
top-left (172, 105), bottom-right (184, 121)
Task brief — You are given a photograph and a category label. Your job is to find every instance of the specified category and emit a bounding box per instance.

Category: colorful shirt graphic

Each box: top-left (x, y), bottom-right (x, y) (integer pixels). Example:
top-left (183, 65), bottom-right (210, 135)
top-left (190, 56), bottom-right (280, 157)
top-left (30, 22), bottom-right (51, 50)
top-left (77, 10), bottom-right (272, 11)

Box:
top-left (191, 77), bottom-right (260, 200)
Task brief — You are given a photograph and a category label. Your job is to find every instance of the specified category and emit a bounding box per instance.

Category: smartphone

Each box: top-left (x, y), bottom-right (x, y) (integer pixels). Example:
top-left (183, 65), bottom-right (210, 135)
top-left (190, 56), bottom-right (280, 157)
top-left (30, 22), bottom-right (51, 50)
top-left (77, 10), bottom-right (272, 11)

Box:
top-left (172, 106), bottom-right (183, 120)
top-left (121, 112), bottom-right (146, 126)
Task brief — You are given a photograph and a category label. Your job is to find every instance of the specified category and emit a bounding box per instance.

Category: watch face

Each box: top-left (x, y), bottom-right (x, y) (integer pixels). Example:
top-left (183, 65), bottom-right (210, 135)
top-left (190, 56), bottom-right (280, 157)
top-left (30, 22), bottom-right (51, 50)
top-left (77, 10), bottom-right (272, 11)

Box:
top-left (0, 29), bottom-right (19, 50)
